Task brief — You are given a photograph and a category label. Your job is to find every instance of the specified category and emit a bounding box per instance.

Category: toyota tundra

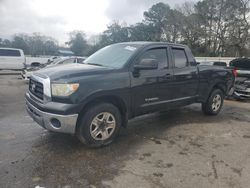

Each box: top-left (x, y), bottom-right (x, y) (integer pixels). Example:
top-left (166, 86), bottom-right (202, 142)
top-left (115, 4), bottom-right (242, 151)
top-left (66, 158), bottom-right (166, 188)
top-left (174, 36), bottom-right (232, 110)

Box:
top-left (25, 42), bottom-right (235, 147)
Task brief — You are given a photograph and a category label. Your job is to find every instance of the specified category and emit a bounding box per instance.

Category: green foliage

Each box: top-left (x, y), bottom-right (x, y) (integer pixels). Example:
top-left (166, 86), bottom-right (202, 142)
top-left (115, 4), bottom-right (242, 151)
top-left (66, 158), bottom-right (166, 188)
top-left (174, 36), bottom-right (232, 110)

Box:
top-left (12, 35), bottom-right (30, 54)
top-left (129, 23), bottom-right (159, 41)
top-left (143, 3), bottom-right (171, 41)
top-left (98, 22), bottom-right (130, 46)
top-left (0, 38), bottom-right (12, 47)
top-left (91, 0), bottom-right (250, 57)
top-left (0, 33), bottom-right (59, 56)
top-left (67, 31), bottom-right (88, 56)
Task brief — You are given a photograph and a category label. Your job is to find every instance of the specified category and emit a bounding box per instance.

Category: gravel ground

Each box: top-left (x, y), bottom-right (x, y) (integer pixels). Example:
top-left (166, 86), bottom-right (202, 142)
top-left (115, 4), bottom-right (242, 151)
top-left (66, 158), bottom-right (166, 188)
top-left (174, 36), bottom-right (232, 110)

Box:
top-left (0, 75), bottom-right (250, 188)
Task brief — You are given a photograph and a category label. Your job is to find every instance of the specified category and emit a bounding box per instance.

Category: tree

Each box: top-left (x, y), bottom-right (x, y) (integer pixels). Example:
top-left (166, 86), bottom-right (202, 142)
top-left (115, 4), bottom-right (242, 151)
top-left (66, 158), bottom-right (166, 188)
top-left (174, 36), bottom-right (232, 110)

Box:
top-left (225, 0), bottom-right (250, 56)
top-left (129, 23), bottom-right (159, 41)
top-left (12, 34), bottom-right (30, 54)
top-left (67, 31), bottom-right (88, 56)
top-left (99, 22), bottom-right (130, 46)
top-left (0, 38), bottom-right (11, 47)
top-left (143, 3), bottom-right (171, 41)
top-left (44, 40), bottom-right (58, 55)
top-left (2, 1), bottom-right (250, 58)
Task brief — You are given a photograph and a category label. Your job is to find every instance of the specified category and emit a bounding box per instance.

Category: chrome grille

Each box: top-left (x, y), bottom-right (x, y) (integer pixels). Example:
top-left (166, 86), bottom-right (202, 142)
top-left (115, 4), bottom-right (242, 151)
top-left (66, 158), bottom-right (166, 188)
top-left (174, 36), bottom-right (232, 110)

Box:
top-left (245, 80), bottom-right (250, 87)
top-left (29, 78), bottom-right (44, 100)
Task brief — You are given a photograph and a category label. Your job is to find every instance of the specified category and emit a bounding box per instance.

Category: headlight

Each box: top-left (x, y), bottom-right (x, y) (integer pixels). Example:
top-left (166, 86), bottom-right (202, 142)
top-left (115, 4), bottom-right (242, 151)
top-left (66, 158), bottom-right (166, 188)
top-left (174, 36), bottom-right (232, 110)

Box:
top-left (51, 83), bottom-right (79, 97)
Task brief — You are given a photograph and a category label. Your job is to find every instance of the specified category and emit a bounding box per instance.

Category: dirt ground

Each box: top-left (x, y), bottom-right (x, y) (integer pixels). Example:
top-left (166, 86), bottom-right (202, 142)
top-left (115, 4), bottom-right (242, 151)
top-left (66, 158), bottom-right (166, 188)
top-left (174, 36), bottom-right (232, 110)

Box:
top-left (0, 74), bottom-right (250, 188)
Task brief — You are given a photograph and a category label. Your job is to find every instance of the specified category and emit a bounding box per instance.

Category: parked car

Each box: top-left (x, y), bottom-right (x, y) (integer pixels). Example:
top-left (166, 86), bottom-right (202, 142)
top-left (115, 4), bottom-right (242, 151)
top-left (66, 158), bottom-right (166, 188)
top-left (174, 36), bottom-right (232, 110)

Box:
top-left (21, 56), bottom-right (86, 80)
top-left (229, 58), bottom-right (250, 99)
top-left (47, 56), bottom-right (87, 67)
top-left (0, 48), bottom-right (25, 70)
top-left (199, 61), bottom-right (227, 67)
top-left (47, 56), bottom-right (59, 64)
top-left (25, 42), bottom-right (235, 147)
top-left (25, 57), bottom-right (51, 69)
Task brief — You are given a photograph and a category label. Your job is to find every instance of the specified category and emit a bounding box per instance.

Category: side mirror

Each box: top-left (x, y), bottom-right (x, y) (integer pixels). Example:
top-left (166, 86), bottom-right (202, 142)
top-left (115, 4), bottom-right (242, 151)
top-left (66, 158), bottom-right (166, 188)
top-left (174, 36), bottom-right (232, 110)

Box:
top-left (134, 58), bottom-right (158, 70)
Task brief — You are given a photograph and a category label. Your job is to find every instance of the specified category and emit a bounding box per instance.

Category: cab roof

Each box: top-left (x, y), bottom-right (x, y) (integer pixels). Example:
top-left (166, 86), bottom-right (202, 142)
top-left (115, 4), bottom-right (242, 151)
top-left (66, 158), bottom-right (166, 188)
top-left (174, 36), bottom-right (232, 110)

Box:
top-left (118, 41), bottom-right (187, 48)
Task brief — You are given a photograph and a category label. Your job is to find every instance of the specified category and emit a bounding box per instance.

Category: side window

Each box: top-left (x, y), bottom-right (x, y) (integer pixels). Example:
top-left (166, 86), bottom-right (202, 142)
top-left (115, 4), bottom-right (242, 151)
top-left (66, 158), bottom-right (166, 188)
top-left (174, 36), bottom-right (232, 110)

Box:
top-left (77, 58), bottom-right (85, 63)
top-left (0, 49), bottom-right (21, 57)
top-left (172, 48), bottom-right (188, 68)
top-left (60, 58), bottom-right (75, 64)
top-left (213, 62), bottom-right (227, 67)
top-left (138, 48), bottom-right (168, 69)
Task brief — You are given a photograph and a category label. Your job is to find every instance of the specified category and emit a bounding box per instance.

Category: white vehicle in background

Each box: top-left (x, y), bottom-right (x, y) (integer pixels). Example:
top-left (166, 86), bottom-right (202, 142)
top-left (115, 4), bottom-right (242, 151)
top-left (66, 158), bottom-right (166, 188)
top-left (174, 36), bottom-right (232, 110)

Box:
top-left (0, 48), bottom-right (25, 70)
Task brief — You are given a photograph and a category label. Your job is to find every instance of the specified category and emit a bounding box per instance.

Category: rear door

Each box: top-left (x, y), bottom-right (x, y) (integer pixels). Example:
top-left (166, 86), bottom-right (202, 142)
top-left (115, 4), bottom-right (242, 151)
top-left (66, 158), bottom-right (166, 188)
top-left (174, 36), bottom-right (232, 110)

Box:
top-left (170, 47), bottom-right (199, 100)
top-left (0, 49), bottom-right (24, 70)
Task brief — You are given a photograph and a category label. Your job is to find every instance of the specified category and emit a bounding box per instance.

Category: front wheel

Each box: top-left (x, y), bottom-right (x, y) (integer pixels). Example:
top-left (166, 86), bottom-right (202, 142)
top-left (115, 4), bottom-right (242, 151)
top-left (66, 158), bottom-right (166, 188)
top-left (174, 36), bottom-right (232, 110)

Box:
top-left (202, 89), bottom-right (224, 115)
top-left (76, 103), bottom-right (122, 147)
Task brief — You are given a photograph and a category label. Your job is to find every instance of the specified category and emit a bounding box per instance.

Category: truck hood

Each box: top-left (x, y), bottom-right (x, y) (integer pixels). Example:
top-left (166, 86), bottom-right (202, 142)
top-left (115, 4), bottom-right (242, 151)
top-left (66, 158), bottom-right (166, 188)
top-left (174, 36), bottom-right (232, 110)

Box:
top-left (35, 63), bottom-right (114, 81)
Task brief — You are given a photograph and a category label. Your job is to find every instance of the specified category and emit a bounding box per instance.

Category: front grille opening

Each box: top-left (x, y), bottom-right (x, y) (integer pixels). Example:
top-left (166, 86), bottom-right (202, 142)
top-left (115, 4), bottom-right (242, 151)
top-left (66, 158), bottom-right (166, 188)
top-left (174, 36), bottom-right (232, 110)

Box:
top-left (29, 78), bottom-right (44, 100)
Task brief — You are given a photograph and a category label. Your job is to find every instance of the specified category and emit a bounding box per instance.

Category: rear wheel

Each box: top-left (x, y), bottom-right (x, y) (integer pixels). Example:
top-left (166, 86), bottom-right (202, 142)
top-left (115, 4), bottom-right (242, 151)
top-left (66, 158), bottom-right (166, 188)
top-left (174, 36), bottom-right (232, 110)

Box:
top-left (76, 103), bottom-right (122, 147)
top-left (202, 89), bottom-right (224, 115)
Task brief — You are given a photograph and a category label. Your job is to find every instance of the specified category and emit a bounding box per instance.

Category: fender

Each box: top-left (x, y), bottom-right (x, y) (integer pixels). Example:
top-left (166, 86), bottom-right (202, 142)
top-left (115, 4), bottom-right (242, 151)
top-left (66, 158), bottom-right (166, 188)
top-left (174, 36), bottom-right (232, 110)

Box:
top-left (77, 89), bottom-right (131, 116)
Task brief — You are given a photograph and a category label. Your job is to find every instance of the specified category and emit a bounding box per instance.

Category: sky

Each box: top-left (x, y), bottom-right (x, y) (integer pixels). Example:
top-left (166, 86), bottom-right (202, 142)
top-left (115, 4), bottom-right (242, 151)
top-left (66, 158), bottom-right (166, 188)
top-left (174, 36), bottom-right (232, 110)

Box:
top-left (0, 0), bottom-right (196, 44)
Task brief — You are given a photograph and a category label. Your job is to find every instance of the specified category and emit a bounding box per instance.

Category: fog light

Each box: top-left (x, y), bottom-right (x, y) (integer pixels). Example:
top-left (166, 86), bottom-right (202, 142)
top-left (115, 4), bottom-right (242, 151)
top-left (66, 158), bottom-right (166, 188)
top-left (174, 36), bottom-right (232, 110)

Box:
top-left (50, 118), bottom-right (61, 129)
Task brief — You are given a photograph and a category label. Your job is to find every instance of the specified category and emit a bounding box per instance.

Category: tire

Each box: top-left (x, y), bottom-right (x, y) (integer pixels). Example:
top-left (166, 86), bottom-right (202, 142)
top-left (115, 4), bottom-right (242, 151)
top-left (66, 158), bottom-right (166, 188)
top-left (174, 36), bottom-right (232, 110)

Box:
top-left (202, 89), bottom-right (224, 115)
top-left (76, 103), bottom-right (122, 147)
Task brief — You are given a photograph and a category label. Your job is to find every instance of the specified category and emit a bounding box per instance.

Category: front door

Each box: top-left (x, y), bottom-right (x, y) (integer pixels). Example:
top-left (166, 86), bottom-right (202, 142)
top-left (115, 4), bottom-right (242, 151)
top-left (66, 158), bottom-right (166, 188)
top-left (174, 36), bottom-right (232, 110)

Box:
top-left (130, 47), bottom-right (174, 116)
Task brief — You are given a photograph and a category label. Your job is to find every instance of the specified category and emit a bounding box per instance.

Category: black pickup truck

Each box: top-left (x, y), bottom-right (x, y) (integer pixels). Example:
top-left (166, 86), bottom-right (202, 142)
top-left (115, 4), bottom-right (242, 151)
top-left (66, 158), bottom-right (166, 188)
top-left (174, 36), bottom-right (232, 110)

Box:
top-left (26, 42), bottom-right (234, 147)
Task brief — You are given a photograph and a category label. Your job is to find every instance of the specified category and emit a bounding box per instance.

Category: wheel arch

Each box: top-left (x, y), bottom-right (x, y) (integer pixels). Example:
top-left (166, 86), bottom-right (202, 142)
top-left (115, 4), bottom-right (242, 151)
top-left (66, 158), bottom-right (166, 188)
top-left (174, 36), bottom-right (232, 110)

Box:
top-left (203, 82), bottom-right (226, 102)
top-left (212, 83), bottom-right (226, 94)
top-left (76, 95), bottom-right (128, 131)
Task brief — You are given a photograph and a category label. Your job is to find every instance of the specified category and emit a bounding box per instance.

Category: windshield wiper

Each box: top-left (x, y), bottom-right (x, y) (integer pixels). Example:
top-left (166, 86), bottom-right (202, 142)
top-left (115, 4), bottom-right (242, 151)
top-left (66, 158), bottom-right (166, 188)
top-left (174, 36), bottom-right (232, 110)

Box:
top-left (87, 63), bottom-right (104, 67)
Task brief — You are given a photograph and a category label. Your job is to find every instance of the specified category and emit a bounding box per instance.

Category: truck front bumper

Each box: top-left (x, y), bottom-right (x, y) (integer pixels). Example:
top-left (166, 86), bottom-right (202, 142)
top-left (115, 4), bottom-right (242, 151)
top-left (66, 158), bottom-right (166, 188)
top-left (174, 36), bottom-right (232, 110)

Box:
top-left (26, 97), bottom-right (78, 134)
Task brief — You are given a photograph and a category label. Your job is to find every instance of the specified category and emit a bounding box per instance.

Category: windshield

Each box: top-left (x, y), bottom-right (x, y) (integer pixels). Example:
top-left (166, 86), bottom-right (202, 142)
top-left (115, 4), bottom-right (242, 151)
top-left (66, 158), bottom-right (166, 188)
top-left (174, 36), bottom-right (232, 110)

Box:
top-left (85, 44), bottom-right (139, 68)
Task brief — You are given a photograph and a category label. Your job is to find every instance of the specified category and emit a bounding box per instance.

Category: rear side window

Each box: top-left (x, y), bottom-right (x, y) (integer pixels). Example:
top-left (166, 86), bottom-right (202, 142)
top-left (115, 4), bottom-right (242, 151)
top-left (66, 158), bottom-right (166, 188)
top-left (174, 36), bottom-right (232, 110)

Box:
top-left (172, 48), bottom-right (188, 68)
top-left (0, 49), bottom-right (21, 57)
top-left (213, 62), bottom-right (227, 67)
top-left (138, 48), bottom-right (168, 69)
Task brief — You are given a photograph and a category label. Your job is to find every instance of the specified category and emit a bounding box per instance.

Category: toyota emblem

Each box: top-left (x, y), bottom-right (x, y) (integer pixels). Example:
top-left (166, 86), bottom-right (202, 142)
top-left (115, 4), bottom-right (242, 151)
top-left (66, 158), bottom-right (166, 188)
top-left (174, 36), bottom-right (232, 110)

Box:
top-left (31, 83), bottom-right (36, 91)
